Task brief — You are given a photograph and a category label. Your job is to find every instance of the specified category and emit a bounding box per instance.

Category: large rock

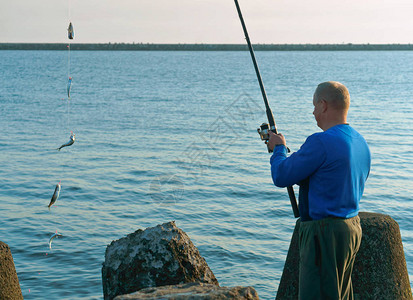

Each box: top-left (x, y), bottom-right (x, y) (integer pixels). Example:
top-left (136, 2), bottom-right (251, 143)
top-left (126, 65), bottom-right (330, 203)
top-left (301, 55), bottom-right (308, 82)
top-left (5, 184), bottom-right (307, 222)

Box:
top-left (0, 241), bottom-right (23, 300)
top-left (276, 212), bottom-right (412, 299)
top-left (102, 221), bottom-right (219, 300)
top-left (114, 282), bottom-right (259, 300)
top-left (352, 213), bottom-right (412, 299)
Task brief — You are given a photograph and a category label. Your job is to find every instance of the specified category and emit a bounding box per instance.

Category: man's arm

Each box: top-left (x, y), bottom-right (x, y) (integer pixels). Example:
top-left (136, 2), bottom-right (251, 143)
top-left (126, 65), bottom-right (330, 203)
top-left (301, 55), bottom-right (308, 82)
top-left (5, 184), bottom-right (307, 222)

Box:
top-left (269, 133), bottom-right (326, 187)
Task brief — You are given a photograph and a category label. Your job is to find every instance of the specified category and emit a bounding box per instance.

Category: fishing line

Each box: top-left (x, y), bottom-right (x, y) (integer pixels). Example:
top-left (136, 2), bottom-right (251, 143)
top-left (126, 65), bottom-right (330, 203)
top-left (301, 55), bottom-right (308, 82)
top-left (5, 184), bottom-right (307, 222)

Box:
top-left (66, 0), bottom-right (72, 132)
top-left (45, 0), bottom-right (75, 257)
top-left (57, 0), bottom-right (75, 195)
top-left (68, 0), bottom-right (71, 21)
top-left (64, 0), bottom-right (72, 183)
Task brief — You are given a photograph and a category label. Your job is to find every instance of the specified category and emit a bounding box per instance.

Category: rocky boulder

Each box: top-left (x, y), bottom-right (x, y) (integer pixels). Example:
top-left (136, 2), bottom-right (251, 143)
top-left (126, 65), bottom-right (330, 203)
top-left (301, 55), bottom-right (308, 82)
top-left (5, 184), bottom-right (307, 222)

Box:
top-left (114, 282), bottom-right (259, 300)
top-left (102, 221), bottom-right (219, 300)
top-left (0, 241), bottom-right (23, 300)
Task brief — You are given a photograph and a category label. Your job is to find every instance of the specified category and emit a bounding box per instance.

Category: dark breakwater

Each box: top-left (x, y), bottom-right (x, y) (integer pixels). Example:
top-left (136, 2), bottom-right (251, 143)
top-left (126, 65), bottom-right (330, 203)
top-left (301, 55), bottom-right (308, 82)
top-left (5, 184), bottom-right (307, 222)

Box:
top-left (1, 43), bottom-right (413, 51)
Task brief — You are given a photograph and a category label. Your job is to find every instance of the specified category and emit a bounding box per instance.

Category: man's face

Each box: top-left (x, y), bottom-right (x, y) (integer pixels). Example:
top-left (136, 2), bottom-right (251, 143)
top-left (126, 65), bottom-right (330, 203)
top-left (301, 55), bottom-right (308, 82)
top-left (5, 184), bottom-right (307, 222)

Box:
top-left (312, 95), bottom-right (323, 128)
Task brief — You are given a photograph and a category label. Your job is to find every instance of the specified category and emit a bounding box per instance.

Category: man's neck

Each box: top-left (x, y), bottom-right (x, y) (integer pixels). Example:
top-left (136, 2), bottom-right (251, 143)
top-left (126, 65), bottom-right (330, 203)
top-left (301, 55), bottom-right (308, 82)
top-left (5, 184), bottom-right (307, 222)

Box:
top-left (321, 117), bottom-right (348, 131)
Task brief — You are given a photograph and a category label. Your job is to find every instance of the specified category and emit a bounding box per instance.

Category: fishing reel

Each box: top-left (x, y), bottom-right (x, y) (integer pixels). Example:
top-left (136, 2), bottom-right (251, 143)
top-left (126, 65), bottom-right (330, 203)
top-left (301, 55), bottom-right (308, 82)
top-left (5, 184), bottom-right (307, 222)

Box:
top-left (257, 123), bottom-right (273, 153)
top-left (257, 123), bottom-right (271, 142)
top-left (257, 123), bottom-right (290, 153)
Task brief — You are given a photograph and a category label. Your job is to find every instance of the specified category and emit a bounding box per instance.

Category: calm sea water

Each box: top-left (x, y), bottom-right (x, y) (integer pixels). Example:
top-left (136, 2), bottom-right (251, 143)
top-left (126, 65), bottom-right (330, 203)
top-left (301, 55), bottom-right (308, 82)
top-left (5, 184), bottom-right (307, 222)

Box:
top-left (0, 50), bottom-right (412, 299)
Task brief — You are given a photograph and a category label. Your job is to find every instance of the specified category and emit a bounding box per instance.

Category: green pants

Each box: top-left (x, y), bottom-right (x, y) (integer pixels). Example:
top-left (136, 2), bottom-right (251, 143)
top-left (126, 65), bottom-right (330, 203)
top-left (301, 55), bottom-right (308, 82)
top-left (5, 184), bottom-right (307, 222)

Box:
top-left (299, 215), bottom-right (362, 300)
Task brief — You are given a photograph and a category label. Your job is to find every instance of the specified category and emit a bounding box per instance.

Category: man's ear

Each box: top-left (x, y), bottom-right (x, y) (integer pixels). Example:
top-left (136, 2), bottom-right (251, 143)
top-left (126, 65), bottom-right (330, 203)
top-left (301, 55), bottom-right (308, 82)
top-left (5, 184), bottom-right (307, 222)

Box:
top-left (321, 99), bottom-right (328, 113)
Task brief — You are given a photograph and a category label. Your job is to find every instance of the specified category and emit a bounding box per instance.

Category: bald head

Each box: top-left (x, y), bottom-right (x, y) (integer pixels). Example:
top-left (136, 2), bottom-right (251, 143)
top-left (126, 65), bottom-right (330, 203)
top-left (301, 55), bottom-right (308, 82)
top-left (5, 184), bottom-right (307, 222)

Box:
top-left (314, 81), bottom-right (350, 112)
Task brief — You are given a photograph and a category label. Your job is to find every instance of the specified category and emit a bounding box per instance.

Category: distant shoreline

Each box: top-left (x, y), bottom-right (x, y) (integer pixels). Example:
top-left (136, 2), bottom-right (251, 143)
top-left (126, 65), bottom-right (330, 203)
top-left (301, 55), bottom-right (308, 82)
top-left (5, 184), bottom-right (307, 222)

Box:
top-left (1, 43), bottom-right (413, 51)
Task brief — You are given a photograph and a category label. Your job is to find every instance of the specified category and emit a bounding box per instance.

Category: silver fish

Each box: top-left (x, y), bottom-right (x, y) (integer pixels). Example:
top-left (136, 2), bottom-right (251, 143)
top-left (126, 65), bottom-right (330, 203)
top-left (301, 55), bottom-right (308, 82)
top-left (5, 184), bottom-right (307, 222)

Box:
top-left (57, 132), bottom-right (75, 151)
top-left (67, 77), bottom-right (72, 99)
top-left (48, 181), bottom-right (61, 208)
top-left (68, 22), bottom-right (74, 39)
top-left (49, 232), bottom-right (63, 249)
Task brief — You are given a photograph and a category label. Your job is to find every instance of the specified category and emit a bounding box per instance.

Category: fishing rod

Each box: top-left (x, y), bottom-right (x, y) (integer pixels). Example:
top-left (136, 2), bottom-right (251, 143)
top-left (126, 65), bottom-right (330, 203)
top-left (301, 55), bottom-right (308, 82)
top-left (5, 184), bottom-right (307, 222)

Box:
top-left (234, 0), bottom-right (300, 218)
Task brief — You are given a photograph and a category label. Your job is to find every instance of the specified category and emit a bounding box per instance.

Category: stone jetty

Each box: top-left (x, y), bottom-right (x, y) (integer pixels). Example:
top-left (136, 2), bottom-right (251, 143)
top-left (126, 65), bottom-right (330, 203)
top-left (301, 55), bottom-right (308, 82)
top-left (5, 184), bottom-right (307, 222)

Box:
top-left (276, 212), bottom-right (412, 299)
top-left (0, 241), bottom-right (23, 300)
top-left (102, 221), bottom-right (258, 299)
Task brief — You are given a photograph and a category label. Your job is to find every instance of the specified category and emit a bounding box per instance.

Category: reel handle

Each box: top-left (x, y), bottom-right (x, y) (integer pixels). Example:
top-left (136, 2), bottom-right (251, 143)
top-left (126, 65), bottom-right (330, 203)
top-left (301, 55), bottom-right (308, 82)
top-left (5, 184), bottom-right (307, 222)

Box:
top-left (257, 123), bottom-right (290, 153)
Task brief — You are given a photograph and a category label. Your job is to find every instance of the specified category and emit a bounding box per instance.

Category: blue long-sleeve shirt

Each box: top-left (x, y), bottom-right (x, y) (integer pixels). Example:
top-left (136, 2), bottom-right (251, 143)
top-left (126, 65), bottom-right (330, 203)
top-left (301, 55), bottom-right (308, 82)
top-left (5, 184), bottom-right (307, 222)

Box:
top-left (270, 124), bottom-right (371, 221)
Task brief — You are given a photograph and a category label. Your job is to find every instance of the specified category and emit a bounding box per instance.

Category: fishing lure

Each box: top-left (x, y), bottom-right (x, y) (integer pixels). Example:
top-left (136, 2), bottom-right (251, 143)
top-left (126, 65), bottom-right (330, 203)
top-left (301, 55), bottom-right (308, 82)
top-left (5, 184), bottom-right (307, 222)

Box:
top-left (49, 232), bottom-right (63, 249)
top-left (57, 131), bottom-right (75, 151)
top-left (68, 22), bottom-right (74, 40)
top-left (48, 181), bottom-right (61, 209)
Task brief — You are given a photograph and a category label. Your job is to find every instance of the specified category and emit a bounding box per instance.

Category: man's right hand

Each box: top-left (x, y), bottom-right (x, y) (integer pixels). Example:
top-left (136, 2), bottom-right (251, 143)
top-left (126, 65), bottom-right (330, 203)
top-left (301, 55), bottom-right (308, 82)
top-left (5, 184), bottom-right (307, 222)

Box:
top-left (267, 131), bottom-right (286, 152)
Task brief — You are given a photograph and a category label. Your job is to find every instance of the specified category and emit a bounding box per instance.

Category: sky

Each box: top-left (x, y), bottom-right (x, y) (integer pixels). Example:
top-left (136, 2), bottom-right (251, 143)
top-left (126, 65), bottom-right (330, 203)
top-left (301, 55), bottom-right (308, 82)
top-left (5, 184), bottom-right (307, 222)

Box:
top-left (1, 0), bottom-right (413, 44)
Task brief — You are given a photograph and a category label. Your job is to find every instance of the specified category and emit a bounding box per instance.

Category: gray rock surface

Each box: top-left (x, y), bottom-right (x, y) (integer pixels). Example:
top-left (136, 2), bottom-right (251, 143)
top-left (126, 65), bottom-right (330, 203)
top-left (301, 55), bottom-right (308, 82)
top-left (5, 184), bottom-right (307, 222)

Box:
top-left (352, 212), bottom-right (412, 299)
top-left (0, 241), bottom-right (23, 300)
top-left (102, 221), bottom-right (219, 300)
top-left (114, 282), bottom-right (259, 300)
top-left (276, 212), bottom-right (412, 299)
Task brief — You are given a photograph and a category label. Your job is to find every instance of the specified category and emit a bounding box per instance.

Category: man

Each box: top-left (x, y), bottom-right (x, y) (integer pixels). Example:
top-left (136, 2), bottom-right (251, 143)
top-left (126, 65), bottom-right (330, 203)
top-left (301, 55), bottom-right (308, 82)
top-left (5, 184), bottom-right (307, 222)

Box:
top-left (268, 81), bottom-right (371, 300)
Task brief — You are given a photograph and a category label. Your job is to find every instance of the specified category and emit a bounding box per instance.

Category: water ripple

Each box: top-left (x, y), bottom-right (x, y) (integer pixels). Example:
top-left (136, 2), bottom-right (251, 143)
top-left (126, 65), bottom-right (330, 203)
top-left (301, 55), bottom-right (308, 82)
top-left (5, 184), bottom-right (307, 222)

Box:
top-left (1, 50), bottom-right (412, 299)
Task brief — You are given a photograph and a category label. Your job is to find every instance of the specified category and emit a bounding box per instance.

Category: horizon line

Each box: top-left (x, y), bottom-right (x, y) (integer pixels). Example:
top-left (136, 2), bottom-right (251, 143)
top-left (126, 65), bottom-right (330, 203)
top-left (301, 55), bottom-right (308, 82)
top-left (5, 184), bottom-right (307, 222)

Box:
top-left (2, 43), bottom-right (413, 51)
top-left (1, 42), bottom-right (413, 45)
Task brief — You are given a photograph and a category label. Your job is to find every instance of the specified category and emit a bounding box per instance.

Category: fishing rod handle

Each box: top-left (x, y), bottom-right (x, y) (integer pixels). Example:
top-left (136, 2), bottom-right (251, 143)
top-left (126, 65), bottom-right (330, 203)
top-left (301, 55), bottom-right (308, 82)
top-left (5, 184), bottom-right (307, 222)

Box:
top-left (268, 146), bottom-right (299, 217)
top-left (269, 142), bottom-right (299, 218)
top-left (287, 186), bottom-right (300, 218)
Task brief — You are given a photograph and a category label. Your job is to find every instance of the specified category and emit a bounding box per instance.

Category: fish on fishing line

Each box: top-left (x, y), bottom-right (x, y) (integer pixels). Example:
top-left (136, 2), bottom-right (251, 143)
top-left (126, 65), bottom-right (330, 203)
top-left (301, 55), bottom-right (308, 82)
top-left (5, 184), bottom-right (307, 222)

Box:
top-left (68, 22), bottom-right (74, 40)
top-left (67, 77), bottom-right (72, 99)
top-left (48, 181), bottom-right (61, 209)
top-left (48, 231), bottom-right (63, 250)
top-left (57, 131), bottom-right (75, 151)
